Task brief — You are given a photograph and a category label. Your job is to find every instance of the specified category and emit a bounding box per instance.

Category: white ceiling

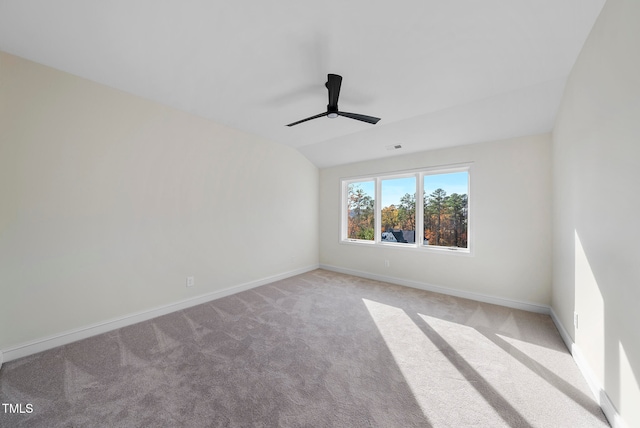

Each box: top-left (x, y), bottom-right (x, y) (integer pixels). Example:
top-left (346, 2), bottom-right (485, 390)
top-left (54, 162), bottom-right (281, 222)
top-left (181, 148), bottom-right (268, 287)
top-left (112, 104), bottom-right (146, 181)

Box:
top-left (0, 0), bottom-right (605, 168)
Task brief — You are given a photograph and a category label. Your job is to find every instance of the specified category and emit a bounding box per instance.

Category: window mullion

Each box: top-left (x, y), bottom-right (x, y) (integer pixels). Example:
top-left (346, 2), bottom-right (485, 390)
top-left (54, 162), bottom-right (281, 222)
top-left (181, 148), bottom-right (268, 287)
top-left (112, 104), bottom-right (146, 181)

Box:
top-left (416, 172), bottom-right (424, 247)
top-left (341, 180), bottom-right (347, 241)
top-left (375, 177), bottom-right (382, 244)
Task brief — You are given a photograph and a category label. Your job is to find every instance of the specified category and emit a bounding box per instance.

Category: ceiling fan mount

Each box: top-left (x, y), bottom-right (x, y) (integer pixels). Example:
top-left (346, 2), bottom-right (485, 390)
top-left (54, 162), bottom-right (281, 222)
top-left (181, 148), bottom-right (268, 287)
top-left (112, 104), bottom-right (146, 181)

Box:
top-left (286, 74), bottom-right (381, 127)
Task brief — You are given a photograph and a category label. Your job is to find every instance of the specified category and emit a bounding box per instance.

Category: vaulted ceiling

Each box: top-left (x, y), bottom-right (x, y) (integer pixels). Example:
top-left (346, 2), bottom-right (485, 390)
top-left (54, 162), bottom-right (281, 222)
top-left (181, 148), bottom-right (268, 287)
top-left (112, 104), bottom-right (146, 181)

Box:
top-left (0, 1), bottom-right (605, 167)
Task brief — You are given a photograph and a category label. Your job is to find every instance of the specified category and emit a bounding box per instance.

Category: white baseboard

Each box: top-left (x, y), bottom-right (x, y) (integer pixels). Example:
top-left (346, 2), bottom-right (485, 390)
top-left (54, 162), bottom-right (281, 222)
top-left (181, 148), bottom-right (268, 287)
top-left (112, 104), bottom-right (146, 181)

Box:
top-left (320, 264), bottom-right (550, 314)
top-left (0, 265), bottom-right (319, 364)
top-left (549, 306), bottom-right (573, 352)
top-left (550, 308), bottom-right (627, 428)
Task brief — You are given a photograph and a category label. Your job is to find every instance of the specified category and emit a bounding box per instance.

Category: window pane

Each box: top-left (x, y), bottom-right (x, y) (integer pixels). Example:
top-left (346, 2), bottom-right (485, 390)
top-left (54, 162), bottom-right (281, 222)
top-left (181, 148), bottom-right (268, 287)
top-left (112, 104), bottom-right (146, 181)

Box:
top-left (381, 177), bottom-right (416, 244)
top-left (347, 181), bottom-right (375, 240)
top-left (423, 171), bottom-right (468, 248)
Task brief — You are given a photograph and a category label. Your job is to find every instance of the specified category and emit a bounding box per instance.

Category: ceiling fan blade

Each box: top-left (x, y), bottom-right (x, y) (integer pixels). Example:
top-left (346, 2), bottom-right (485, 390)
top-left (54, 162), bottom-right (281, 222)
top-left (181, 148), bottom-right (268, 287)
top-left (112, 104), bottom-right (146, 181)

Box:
top-left (338, 111), bottom-right (381, 125)
top-left (326, 74), bottom-right (342, 108)
top-left (286, 111), bottom-right (329, 127)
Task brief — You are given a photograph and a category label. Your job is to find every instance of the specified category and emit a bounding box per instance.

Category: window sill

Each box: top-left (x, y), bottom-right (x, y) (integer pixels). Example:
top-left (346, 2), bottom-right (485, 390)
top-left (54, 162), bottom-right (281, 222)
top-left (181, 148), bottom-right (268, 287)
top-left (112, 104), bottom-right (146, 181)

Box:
top-left (339, 239), bottom-right (473, 256)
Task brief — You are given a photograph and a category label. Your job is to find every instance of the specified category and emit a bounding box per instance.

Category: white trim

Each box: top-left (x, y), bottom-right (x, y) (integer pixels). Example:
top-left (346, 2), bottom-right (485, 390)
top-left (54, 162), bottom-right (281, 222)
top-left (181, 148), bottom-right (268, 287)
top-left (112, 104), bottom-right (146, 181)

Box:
top-left (320, 264), bottom-right (550, 314)
top-left (374, 176), bottom-right (382, 244)
top-left (550, 308), bottom-right (627, 428)
top-left (339, 238), bottom-right (474, 257)
top-left (339, 161), bottom-right (474, 183)
top-left (0, 265), bottom-right (319, 364)
top-left (549, 307), bottom-right (573, 353)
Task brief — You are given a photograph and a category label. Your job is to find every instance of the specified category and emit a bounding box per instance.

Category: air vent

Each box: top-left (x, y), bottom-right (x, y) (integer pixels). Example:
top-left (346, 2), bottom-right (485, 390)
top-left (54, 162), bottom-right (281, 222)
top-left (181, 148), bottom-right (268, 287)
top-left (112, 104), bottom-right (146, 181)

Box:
top-left (386, 144), bottom-right (402, 151)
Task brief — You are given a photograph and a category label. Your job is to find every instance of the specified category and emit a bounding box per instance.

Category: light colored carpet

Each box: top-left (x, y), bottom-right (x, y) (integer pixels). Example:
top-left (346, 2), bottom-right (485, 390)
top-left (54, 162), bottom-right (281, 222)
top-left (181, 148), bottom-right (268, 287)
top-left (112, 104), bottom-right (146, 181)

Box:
top-left (0, 269), bottom-right (609, 427)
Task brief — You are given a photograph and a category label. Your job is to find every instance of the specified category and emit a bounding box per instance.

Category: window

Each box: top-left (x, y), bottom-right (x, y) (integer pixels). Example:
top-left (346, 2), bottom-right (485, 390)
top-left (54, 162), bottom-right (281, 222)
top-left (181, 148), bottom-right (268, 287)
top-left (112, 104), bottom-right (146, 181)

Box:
top-left (346, 180), bottom-right (375, 241)
top-left (423, 171), bottom-right (468, 249)
top-left (341, 164), bottom-right (471, 253)
top-left (381, 176), bottom-right (416, 244)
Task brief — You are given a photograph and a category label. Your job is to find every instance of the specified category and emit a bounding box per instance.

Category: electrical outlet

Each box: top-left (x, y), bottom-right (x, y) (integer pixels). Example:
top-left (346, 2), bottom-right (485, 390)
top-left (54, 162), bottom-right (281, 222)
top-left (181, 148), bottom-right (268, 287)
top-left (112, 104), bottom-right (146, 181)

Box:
top-left (574, 312), bottom-right (579, 329)
top-left (186, 276), bottom-right (194, 288)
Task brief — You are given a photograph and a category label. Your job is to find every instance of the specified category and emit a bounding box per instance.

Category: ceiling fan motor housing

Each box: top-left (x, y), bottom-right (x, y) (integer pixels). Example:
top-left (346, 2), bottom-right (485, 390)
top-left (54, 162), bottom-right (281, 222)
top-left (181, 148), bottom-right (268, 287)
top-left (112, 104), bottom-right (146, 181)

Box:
top-left (327, 104), bottom-right (339, 118)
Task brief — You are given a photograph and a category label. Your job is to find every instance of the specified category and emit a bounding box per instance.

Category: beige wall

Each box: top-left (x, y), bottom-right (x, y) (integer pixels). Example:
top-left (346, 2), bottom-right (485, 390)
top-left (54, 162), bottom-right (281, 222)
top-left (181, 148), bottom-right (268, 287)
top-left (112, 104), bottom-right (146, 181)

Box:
top-left (320, 134), bottom-right (552, 307)
top-left (552, 0), bottom-right (640, 426)
top-left (0, 52), bottom-right (319, 350)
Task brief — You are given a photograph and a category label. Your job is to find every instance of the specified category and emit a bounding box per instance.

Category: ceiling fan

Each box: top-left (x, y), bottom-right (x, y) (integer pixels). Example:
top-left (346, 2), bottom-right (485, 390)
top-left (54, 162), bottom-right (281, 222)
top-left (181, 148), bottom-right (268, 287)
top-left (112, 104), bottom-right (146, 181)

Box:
top-left (286, 74), bottom-right (381, 127)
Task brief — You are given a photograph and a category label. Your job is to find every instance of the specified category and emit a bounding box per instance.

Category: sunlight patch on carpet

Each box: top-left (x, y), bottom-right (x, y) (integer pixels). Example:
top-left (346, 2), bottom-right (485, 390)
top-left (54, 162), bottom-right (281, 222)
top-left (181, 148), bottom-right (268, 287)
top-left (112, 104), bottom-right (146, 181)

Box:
top-left (362, 298), bottom-right (517, 425)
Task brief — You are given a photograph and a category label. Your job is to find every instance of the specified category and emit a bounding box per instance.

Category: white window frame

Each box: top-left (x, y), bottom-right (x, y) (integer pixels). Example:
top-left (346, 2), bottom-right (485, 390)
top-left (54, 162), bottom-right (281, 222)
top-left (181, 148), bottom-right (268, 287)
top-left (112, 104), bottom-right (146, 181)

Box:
top-left (340, 163), bottom-right (473, 255)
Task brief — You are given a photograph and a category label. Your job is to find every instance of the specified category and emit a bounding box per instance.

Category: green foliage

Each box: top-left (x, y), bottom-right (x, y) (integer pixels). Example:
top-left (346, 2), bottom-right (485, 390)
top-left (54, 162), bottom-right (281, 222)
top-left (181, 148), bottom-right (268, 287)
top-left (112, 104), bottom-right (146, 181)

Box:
top-left (347, 184), bottom-right (375, 240)
top-left (397, 193), bottom-right (416, 231)
top-left (381, 193), bottom-right (416, 232)
top-left (357, 227), bottom-right (375, 240)
top-left (424, 189), bottom-right (468, 247)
